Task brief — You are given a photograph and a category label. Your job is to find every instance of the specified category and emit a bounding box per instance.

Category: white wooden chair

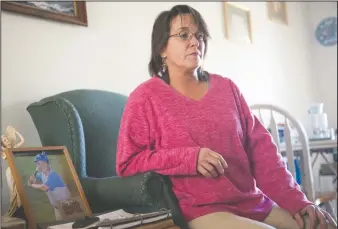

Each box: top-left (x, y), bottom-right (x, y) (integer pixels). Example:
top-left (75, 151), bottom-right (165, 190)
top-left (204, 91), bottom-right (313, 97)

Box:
top-left (250, 104), bottom-right (315, 202)
top-left (250, 104), bottom-right (337, 219)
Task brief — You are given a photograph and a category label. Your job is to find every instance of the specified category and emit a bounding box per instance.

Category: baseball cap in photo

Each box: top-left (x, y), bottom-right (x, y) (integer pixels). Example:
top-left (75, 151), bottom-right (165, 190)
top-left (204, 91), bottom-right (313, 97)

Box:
top-left (34, 151), bottom-right (49, 163)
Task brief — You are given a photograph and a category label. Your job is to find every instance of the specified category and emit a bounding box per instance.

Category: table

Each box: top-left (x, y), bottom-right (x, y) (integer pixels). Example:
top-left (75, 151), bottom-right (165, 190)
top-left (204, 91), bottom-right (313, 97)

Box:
top-left (279, 139), bottom-right (337, 152)
top-left (38, 215), bottom-right (178, 229)
top-left (309, 139), bottom-right (337, 182)
top-left (280, 139), bottom-right (337, 182)
top-left (1, 216), bottom-right (26, 229)
top-left (309, 139), bottom-right (337, 151)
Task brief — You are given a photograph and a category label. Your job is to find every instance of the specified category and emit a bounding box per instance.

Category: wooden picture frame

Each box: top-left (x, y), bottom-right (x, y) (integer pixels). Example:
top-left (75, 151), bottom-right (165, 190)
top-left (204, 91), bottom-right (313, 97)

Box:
top-left (1, 1), bottom-right (87, 26)
top-left (5, 146), bottom-right (92, 229)
top-left (223, 2), bottom-right (253, 44)
top-left (267, 2), bottom-right (288, 25)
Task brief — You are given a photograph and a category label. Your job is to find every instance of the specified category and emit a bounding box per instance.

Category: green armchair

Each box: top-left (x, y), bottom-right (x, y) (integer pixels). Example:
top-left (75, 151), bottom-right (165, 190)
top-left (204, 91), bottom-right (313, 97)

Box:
top-left (26, 89), bottom-right (188, 228)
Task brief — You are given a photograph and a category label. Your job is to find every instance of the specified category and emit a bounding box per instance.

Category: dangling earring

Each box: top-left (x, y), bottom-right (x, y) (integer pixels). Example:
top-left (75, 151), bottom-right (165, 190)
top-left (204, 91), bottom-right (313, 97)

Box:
top-left (197, 67), bottom-right (203, 80)
top-left (161, 57), bottom-right (167, 73)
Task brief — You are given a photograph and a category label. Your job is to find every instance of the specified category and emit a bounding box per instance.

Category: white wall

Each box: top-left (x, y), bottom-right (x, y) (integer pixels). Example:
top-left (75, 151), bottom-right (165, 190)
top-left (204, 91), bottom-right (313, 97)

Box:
top-left (0, 2), bottom-right (332, 212)
top-left (307, 2), bottom-right (337, 128)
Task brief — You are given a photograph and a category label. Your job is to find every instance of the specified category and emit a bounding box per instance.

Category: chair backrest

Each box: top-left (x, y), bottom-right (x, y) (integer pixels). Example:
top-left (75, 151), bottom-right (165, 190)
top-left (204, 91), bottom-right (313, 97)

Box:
top-left (250, 104), bottom-right (315, 202)
top-left (27, 89), bottom-right (128, 178)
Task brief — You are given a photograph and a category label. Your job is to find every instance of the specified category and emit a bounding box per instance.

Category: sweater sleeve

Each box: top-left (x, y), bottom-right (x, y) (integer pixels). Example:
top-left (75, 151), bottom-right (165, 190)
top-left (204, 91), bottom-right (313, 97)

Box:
top-left (116, 92), bottom-right (200, 177)
top-left (229, 80), bottom-right (313, 216)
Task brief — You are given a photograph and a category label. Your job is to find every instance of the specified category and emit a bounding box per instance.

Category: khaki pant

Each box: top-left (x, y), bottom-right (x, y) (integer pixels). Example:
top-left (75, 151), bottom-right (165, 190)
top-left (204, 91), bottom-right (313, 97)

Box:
top-left (188, 206), bottom-right (336, 229)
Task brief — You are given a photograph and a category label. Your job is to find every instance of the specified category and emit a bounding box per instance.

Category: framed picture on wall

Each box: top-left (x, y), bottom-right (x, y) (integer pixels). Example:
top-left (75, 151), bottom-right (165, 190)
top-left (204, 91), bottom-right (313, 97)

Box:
top-left (4, 146), bottom-right (92, 229)
top-left (1, 1), bottom-right (87, 26)
top-left (267, 2), bottom-right (288, 25)
top-left (223, 2), bottom-right (253, 44)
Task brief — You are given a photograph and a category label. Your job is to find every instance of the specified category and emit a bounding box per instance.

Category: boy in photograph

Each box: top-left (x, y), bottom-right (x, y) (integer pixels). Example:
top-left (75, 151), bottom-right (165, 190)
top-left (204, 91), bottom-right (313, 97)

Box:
top-left (27, 152), bottom-right (71, 220)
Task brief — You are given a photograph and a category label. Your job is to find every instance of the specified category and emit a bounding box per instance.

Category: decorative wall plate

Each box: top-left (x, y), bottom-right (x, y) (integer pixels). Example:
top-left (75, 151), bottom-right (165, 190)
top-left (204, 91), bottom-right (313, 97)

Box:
top-left (315, 16), bottom-right (337, 46)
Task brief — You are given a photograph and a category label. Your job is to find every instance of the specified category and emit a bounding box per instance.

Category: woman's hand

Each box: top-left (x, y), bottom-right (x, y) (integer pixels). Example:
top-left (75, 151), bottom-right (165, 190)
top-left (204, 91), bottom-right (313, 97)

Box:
top-left (197, 148), bottom-right (228, 178)
top-left (294, 204), bottom-right (337, 229)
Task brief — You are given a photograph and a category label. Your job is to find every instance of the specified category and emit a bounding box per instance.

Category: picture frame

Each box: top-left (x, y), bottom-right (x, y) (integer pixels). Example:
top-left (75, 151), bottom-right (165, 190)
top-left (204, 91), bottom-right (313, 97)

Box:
top-left (223, 2), bottom-right (253, 44)
top-left (1, 1), bottom-right (87, 26)
top-left (266, 2), bottom-right (288, 25)
top-left (4, 146), bottom-right (92, 229)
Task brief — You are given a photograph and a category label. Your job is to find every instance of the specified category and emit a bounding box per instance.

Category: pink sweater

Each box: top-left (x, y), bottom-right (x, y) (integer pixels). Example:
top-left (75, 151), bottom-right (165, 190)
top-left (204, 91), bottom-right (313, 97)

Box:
top-left (116, 74), bottom-right (312, 222)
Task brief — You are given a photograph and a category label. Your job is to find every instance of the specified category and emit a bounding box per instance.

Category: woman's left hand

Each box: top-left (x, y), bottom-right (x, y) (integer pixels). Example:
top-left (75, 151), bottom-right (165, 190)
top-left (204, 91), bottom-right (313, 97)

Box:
top-left (294, 204), bottom-right (337, 229)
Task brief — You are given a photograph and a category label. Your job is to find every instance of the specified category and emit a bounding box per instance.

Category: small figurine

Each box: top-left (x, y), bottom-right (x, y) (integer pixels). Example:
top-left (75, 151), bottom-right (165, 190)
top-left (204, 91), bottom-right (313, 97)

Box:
top-left (1, 125), bottom-right (25, 216)
top-left (1, 125), bottom-right (25, 158)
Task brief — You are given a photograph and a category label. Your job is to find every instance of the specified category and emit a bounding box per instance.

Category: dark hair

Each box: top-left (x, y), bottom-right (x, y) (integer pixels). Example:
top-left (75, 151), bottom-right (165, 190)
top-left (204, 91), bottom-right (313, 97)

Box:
top-left (148, 5), bottom-right (211, 84)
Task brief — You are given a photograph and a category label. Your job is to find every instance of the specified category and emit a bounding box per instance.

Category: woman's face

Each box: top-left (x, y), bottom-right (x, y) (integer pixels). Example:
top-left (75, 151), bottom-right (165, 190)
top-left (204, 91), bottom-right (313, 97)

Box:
top-left (161, 14), bottom-right (205, 74)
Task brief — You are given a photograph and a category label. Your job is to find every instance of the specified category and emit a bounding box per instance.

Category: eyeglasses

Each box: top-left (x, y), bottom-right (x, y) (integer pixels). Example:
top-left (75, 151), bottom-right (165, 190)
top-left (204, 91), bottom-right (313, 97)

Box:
top-left (169, 30), bottom-right (205, 41)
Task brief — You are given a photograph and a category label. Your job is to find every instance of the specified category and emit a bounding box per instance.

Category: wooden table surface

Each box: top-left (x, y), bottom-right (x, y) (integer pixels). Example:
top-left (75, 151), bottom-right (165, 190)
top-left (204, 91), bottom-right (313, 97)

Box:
top-left (1, 216), bottom-right (26, 229)
top-left (39, 217), bottom-right (179, 229)
top-left (132, 218), bottom-right (179, 229)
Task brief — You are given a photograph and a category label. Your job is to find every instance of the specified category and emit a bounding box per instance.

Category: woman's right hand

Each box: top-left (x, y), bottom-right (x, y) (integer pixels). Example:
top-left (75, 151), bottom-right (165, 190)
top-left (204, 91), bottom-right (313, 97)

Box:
top-left (197, 148), bottom-right (228, 178)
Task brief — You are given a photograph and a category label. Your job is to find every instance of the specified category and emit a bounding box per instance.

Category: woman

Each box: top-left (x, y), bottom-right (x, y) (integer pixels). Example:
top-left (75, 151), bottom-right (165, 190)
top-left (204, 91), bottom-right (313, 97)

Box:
top-left (116, 5), bottom-right (337, 229)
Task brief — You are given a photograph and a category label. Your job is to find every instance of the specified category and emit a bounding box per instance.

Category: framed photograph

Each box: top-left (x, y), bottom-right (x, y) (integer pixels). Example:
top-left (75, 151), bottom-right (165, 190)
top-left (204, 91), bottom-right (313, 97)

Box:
top-left (223, 2), bottom-right (253, 44)
top-left (1, 1), bottom-right (87, 26)
top-left (4, 146), bottom-right (92, 229)
top-left (267, 2), bottom-right (288, 25)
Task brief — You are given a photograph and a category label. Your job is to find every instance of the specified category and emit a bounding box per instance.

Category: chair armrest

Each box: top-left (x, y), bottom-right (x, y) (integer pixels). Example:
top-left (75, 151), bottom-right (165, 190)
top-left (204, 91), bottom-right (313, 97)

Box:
top-left (81, 172), bottom-right (167, 212)
top-left (81, 172), bottom-right (189, 229)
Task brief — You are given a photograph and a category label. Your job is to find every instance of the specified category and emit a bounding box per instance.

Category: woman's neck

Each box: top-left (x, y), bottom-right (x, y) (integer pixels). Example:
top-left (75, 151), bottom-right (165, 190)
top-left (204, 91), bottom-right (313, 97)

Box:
top-left (169, 69), bottom-right (200, 88)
